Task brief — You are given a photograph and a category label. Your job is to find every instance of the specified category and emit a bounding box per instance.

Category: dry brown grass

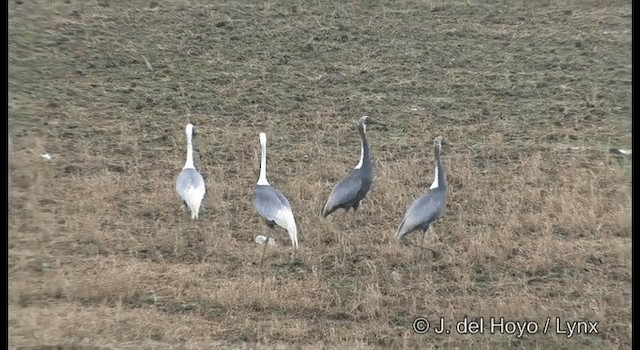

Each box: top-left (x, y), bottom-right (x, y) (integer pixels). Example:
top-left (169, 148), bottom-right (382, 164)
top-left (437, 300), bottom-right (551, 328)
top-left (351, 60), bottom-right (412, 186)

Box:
top-left (9, 0), bottom-right (631, 348)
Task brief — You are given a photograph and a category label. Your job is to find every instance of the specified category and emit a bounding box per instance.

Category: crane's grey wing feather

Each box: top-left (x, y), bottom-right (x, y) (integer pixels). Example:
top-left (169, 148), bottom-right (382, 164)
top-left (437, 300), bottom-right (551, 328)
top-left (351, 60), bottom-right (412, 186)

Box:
top-left (272, 187), bottom-right (292, 210)
top-left (176, 168), bottom-right (206, 219)
top-left (396, 196), bottom-right (425, 237)
top-left (176, 168), bottom-right (205, 198)
top-left (253, 185), bottom-right (290, 221)
top-left (324, 172), bottom-right (363, 211)
top-left (253, 185), bottom-right (298, 247)
top-left (397, 188), bottom-right (447, 238)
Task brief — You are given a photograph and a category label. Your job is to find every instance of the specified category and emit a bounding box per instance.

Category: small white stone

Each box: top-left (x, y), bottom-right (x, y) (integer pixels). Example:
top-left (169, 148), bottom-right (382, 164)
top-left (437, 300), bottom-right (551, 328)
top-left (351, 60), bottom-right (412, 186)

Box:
top-left (391, 271), bottom-right (401, 282)
top-left (255, 235), bottom-right (277, 246)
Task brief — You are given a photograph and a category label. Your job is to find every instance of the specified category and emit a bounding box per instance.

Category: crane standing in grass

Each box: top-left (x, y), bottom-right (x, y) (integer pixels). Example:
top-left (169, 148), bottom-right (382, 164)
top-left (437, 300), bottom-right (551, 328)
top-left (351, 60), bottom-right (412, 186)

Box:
top-left (176, 123), bottom-right (206, 220)
top-left (252, 132), bottom-right (299, 270)
top-left (396, 136), bottom-right (449, 261)
top-left (322, 116), bottom-right (384, 251)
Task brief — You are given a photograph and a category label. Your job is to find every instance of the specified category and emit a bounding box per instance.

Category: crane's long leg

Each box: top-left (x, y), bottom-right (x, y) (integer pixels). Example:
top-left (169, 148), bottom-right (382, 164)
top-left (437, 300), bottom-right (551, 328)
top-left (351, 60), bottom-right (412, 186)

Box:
top-left (350, 209), bottom-right (358, 254)
top-left (259, 235), bottom-right (269, 271)
top-left (417, 226), bottom-right (436, 263)
top-left (336, 210), bottom-right (349, 262)
top-left (416, 228), bottom-right (427, 262)
top-left (425, 227), bottom-right (433, 275)
top-left (420, 228), bottom-right (428, 246)
top-left (259, 224), bottom-right (273, 291)
top-left (289, 245), bottom-right (296, 264)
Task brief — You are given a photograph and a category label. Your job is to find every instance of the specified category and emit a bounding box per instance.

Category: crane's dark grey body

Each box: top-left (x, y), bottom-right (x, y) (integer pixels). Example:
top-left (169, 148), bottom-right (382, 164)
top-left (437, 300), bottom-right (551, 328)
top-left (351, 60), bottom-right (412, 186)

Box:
top-left (322, 158), bottom-right (373, 217)
top-left (322, 116), bottom-right (376, 218)
top-left (396, 136), bottom-right (448, 240)
top-left (396, 186), bottom-right (447, 239)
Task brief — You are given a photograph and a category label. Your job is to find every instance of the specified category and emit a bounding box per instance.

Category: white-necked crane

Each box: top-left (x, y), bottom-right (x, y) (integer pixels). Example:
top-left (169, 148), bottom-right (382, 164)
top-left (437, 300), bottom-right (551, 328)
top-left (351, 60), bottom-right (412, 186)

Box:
top-left (252, 132), bottom-right (299, 270)
top-left (396, 136), bottom-right (450, 262)
top-left (176, 123), bottom-right (206, 220)
top-left (322, 115), bottom-right (384, 251)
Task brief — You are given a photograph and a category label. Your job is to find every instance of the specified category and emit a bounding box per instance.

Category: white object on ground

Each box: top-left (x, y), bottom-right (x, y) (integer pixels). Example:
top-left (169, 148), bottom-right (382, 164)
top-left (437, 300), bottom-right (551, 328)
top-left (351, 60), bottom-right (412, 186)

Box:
top-left (609, 148), bottom-right (632, 156)
top-left (255, 235), bottom-right (278, 246)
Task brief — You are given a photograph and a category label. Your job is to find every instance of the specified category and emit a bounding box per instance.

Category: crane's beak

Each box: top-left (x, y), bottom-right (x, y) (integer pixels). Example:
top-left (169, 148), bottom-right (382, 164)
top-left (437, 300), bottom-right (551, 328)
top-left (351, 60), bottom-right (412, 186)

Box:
top-left (441, 140), bottom-right (453, 149)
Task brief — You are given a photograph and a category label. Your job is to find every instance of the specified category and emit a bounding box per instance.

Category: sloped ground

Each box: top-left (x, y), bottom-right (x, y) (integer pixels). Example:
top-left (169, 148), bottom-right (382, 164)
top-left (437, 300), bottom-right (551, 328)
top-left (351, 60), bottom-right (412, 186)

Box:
top-left (9, 0), bottom-right (631, 348)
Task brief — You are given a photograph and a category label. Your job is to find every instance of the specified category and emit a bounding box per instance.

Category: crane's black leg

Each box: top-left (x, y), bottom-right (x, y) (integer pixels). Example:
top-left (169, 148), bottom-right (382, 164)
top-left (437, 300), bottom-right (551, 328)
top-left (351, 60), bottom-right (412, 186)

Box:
top-left (182, 200), bottom-right (188, 210)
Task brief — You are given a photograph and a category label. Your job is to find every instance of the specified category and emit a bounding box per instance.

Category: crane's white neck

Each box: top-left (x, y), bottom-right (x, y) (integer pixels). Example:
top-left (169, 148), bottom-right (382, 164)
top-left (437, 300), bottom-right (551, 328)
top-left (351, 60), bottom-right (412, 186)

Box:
top-left (257, 136), bottom-right (270, 185)
top-left (429, 163), bottom-right (439, 189)
top-left (430, 143), bottom-right (444, 189)
top-left (354, 140), bottom-right (365, 169)
top-left (354, 123), bottom-right (367, 169)
top-left (183, 128), bottom-right (195, 169)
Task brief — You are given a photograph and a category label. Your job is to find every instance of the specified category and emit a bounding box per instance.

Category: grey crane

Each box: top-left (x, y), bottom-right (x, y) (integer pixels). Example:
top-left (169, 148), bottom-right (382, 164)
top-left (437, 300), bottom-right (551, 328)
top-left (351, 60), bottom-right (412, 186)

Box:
top-left (175, 123), bottom-right (206, 219)
top-left (252, 132), bottom-right (299, 269)
top-left (322, 116), bottom-right (383, 249)
top-left (396, 136), bottom-right (449, 260)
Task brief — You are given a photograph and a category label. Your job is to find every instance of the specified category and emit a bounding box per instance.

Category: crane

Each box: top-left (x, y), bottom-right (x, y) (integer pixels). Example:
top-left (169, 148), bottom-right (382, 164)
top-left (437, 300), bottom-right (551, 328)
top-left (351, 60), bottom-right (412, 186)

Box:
top-left (252, 132), bottom-right (299, 270)
top-left (322, 116), bottom-right (384, 251)
top-left (396, 136), bottom-right (449, 262)
top-left (176, 123), bottom-right (206, 219)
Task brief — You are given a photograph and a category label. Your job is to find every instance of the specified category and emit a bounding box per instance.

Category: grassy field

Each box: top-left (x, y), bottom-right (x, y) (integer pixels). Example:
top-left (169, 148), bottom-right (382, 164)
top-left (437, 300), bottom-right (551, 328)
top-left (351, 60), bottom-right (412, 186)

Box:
top-left (8, 0), bottom-right (632, 348)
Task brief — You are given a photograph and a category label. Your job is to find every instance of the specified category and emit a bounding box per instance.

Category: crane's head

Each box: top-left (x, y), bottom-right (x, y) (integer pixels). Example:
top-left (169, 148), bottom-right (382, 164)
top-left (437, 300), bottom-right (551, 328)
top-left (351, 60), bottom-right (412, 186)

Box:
top-left (434, 136), bottom-right (451, 149)
top-left (357, 115), bottom-right (385, 133)
top-left (186, 123), bottom-right (196, 140)
top-left (259, 132), bottom-right (267, 145)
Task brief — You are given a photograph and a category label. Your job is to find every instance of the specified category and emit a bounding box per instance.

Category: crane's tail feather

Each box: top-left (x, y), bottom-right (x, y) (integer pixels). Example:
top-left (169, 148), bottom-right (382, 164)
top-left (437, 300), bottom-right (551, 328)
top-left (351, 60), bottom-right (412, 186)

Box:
top-left (183, 185), bottom-right (205, 220)
top-left (322, 190), bottom-right (340, 218)
top-left (275, 208), bottom-right (299, 248)
top-left (395, 218), bottom-right (408, 239)
top-left (288, 223), bottom-right (299, 248)
top-left (322, 201), bottom-right (337, 218)
top-left (285, 216), bottom-right (299, 248)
